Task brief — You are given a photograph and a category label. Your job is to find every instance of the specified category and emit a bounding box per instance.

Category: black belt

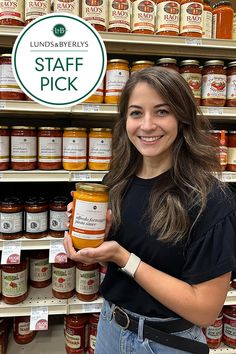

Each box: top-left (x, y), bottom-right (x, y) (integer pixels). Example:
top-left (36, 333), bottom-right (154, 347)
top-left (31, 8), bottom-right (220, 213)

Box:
top-left (111, 304), bottom-right (209, 354)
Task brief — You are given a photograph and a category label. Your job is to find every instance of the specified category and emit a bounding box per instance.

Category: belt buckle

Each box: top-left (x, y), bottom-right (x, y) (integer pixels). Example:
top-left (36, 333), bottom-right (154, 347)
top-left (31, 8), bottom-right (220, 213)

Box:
top-left (113, 306), bottom-right (130, 330)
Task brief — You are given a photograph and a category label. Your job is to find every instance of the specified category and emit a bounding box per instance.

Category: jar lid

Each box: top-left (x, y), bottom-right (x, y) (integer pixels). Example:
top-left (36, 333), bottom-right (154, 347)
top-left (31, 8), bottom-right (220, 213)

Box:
top-left (209, 130), bottom-right (225, 133)
top-left (50, 196), bottom-right (68, 205)
top-left (131, 60), bottom-right (155, 66)
top-left (203, 60), bottom-right (224, 67)
top-left (0, 54), bottom-right (11, 58)
top-left (0, 126), bottom-right (8, 129)
top-left (108, 59), bottom-right (129, 64)
top-left (11, 126), bottom-right (36, 130)
top-left (76, 183), bottom-right (109, 193)
top-left (179, 60), bottom-right (200, 66)
top-left (25, 196), bottom-right (47, 205)
top-left (156, 58), bottom-right (177, 65)
top-left (1, 197), bottom-right (22, 206)
top-left (64, 127), bottom-right (86, 131)
top-left (215, 1), bottom-right (232, 7)
top-left (38, 127), bottom-right (61, 130)
top-left (90, 128), bottom-right (112, 132)
top-left (227, 61), bottom-right (236, 68)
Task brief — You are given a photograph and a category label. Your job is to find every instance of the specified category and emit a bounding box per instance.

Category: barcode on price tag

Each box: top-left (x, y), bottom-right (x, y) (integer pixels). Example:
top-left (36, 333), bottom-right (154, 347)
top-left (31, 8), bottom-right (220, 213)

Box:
top-left (0, 102), bottom-right (6, 109)
top-left (71, 172), bottom-right (91, 181)
top-left (82, 104), bottom-right (100, 112)
top-left (1, 241), bottom-right (21, 264)
top-left (30, 307), bottom-right (48, 331)
top-left (82, 302), bottom-right (102, 313)
top-left (185, 38), bottom-right (202, 46)
top-left (207, 107), bottom-right (224, 115)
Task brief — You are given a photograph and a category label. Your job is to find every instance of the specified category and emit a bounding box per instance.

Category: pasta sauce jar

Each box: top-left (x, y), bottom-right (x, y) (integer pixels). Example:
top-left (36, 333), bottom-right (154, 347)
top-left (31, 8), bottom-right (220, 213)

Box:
top-left (54, 0), bottom-right (80, 15)
top-left (156, 0), bottom-right (180, 36)
top-left (0, 197), bottom-right (24, 240)
top-left (76, 262), bottom-right (100, 302)
top-left (13, 316), bottom-right (36, 344)
top-left (25, 0), bottom-right (51, 24)
top-left (88, 128), bottom-right (112, 171)
top-left (179, 60), bottom-right (202, 105)
top-left (38, 127), bottom-right (62, 170)
top-left (203, 313), bottom-right (223, 349)
top-left (105, 59), bottom-right (129, 104)
top-left (0, 126), bottom-right (9, 171)
top-left (52, 259), bottom-right (75, 299)
top-left (88, 313), bottom-right (100, 354)
top-left (0, 0), bottom-right (24, 26)
top-left (0, 54), bottom-right (25, 100)
top-left (69, 183), bottom-right (109, 249)
top-left (209, 130), bottom-right (228, 171)
top-left (180, 0), bottom-right (204, 37)
top-left (65, 314), bottom-right (88, 353)
top-left (131, 0), bottom-right (156, 34)
top-left (227, 131), bottom-right (236, 172)
top-left (131, 60), bottom-right (154, 75)
top-left (202, 0), bottom-right (212, 38)
top-left (108, 0), bottom-right (131, 33)
top-left (227, 61), bottom-right (236, 107)
top-left (212, 1), bottom-right (233, 39)
top-left (82, 0), bottom-right (108, 31)
top-left (30, 250), bottom-right (51, 288)
top-left (24, 197), bottom-right (48, 239)
top-left (156, 58), bottom-right (179, 72)
top-left (49, 196), bottom-right (68, 238)
top-left (223, 306), bottom-right (236, 348)
top-left (63, 128), bottom-right (87, 171)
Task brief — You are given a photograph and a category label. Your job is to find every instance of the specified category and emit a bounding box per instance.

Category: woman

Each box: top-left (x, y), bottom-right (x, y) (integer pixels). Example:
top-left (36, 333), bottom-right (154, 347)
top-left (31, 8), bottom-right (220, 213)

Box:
top-left (64, 67), bottom-right (236, 354)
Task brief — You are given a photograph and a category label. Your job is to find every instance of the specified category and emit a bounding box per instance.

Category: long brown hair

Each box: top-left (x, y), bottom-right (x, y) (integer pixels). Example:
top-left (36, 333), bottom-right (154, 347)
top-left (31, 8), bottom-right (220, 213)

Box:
top-left (105, 67), bottom-right (222, 244)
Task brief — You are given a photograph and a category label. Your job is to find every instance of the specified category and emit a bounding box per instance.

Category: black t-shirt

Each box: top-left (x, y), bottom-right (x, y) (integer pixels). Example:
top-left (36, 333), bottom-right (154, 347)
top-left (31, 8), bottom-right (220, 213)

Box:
top-left (100, 172), bottom-right (236, 318)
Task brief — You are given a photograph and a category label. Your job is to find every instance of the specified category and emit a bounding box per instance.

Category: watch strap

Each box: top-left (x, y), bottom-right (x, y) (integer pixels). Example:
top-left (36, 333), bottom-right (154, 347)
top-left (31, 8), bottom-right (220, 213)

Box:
top-left (120, 253), bottom-right (141, 278)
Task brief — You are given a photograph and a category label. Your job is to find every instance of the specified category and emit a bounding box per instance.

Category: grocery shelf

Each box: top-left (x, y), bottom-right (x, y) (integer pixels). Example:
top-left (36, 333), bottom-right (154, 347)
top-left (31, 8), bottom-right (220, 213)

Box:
top-left (210, 344), bottom-right (236, 353)
top-left (68, 295), bottom-right (103, 314)
top-left (224, 288), bottom-right (236, 306)
top-left (70, 170), bottom-right (107, 182)
top-left (0, 235), bottom-right (64, 251)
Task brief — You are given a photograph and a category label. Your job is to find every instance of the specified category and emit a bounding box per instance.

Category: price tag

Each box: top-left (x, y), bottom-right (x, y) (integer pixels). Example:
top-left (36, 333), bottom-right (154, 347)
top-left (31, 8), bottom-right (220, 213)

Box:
top-left (30, 306), bottom-right (48, 331)
top-left (81, 302), bottom-right (102, 313)
top-left (185, 38), bottom-right (202, 46)
top-left (71, 172), bottom-right (91, 181)
top-left (0, 101), bottom-right (6, 109)
top-left (223, 173), bottom-right (233, 182)
top-left (82, 104), bottom-right (100, 112)
top-left (207, 107), bottom-right (224, 115)
top-left (49, 239), bottom-right (67, 263)
top-left (1, 241), bottom-right (21, 264)
top-left (0, 174), bottom-right (3, 181)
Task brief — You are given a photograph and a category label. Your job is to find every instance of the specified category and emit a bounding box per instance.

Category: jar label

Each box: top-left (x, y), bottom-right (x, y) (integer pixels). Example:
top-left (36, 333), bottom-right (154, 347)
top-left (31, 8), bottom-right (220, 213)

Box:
top-left (30, 258), bottom-right (51, 282)
top-left (89, 334), bottom-right (96, 349)
top-left (0, 212), bottom-right (23, 234)
top-left (11, 136), bottom-right (37, 162)
top-left (202, 74), bottom-right (227, 99)
top-left (63, 137), bottom-right (87, 163)
top-left (224, 323), bottom-right (236, 340)
top-left (131, 0), bottom-right (155, 33)
top-left (25, 0), bottom-right (50, 21)
top-left (50, 210), bottom-right (68, 231)
top-left (65, 331), bottom-right (81, 349)
top-left (212, 13), bottom-right (217, 38)
top-left (156, 1), bottom-right (180, 34)
top-left (205, 324), bottom-right (222, 340)
top-left (25, 211), bottom-right (48, 233)
top-left (82, 0), bottom-right (107, 28)
top-left (202, 10), bottom-right (212, 38)
top-left (2, 269), bottom-right (27, 297)
top-left (18, 321), bottom-right (31, 335)
top-left (180, 2), bottom-right (203, 35)
top-left (108, 0), bottom-right (131, 31)
top-left (105, 69), bottom-right (129, 96)
top-left (227, 147), bottom-right (236, 165)
top-left (217, 146), bottom-right (227, 166)
top-left (0, 64), bottom-right (20, 88)
top-left (227, 75), bottom-right (236, 100)
top-left (181, 72), bottom-right (202, 99)
top-left (52, 266), bottom-right (75, 292)
top-left (76, 267), bottom-right (99, 295)
top-left (233, 13), bottom-right (236, 40)
top-left (54, 0), bottom-right (79, 15)
top-left (0, 136), bottom-right (9, 162)
top-left (0, 0), bottom-right (24, 22)
top-left (89, 137), bottom-right (112, 163)
top-left (38, 137), bottom-right (62, 162)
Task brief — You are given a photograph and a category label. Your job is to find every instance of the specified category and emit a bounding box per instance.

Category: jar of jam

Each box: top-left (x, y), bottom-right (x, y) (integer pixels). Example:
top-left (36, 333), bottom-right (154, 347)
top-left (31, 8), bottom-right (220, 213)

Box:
top-left (84, 80), bottom-right (104, 103)
top-left (212, 1), bottom-right (233, 39)
top-left (65, 314), bottom-right (88, 354)
top-left (180, 0), bottom-right (204, 37)
top-left (202, 0), bottom-right (212, 38)
top-left (227, 61), bottom-right (236, 107)
top-left (156, 0), bottom-right (180, 36)
top-left (88, 314), bottom-right (100, 354)
top-left (203, 313), bottom-right (223, 349)
top-left (38, 127), bottom-right (62, 170)
top-left (52, 259), bottom-right (75, 299)
top-left (156, 58), bottom-right (179, 72)
top-left (0, 126), bottom-right (9, 171)
top-left (0, 54), bottom-right (25, 100)
top-left (209, 130), bottom-right (228, 171)
top-left (53, 0), bottom-right (80, 15)
top-left (13, 316), bottom-right (36, 344)
top-left (76, 263), bottom-right (100, 302)
top-left (179, 60), bottom-right (202, 105)
top-left (49, 196), bottom-right (69, 238)
top-left (88, 128), bottom-right (112, 171)
top-left (11, 126), bottom-right (37, 171)
top-left (30, 250), bottom-right (51, 288)
top-left (2, 259), bottom-right (28, 304)
top-left (0, 0), bottom-right (24, 26)
top-left (201, 60), bottom-right (226, 107)
top-left (69, 183), bottom-right (109, 249)
top-left (82, 0), bottom-right (107, 31)
top-left (105, 59), bottom-right (129, 104)
top-left (25, 0), bottom-right (51, 24)
top-left (108, 0), bottom-right (131, 33)
top-left (223, 305), bottom-right (236, 348)
top-left (131, 60), bottom-right (154, 75)
top-left (131, 0), bottom-right (156, 34)
top-left (63, 128), bottom-right (87, 171)
top-left (0, 197), bottom-right (24, 240)
top-left (24, 197), bottom-right (48, 239)
top-left (227, 131), bottom-right (236, 172)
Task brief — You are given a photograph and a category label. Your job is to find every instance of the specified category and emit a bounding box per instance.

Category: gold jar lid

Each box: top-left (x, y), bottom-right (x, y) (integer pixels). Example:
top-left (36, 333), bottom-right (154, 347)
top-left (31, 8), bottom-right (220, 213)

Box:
top-left (90, 128), bottom-right (112, 132)
top-left (76, 183), bottom-right (109, 193)
top-left (38, 127), bottom-right (62, 130)
top-left (11, 126), bottom-right (36, 130)
top-left (227, 61), bottom-right (236, 68)
top-left (179, 60), bottom-right (200, 66)
top-left (107, 59), bottom-right (129, 64)
top-left (204, 60), bottom-right (224, 67)
top-left (0, 126), bottom-right (8, 129)
top-left (157, 58), bottom-right (177, 65)
top-left (131, 60), bottom-right (155, 66)
top-left (64, 127), bottom-right (87, 131)
top-left (0, 54), bottom-right (12, 58)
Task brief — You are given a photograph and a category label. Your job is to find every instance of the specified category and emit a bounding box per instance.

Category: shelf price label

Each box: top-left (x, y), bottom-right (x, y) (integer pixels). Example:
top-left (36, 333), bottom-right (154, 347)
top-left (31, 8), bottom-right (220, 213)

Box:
top-left (185, 38), bottom-right (202, 46)
top-left (49, 239), bottom-right (67, 263)
top-left (71, 172), bottom-right (91, 181)
top-left (207, 107), bottom-right (224, 115)
top-left (82, 104), bottom-right (100, 112)
top-left (1, 241), bottom-right (21, 264)
top-left (30, 306), bottom-right (48, 331)
top-left (81, 302), bottom-right (102, 313)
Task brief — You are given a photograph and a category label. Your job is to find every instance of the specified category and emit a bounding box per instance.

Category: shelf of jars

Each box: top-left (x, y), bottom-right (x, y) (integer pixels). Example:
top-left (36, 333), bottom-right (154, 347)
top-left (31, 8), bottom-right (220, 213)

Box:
top-left (0, 235), bottom-right (63, 251)
top-left (1, 26), bottom-right (236, 60)
top-left (68, 296), bottom-right (103, 315)
top-left (210, 344), bottom-right (236, 353)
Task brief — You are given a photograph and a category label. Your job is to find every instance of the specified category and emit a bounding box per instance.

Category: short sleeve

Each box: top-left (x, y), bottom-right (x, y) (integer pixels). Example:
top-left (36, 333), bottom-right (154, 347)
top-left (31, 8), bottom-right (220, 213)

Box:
top-left (181, 210), bottom-right (236, 284)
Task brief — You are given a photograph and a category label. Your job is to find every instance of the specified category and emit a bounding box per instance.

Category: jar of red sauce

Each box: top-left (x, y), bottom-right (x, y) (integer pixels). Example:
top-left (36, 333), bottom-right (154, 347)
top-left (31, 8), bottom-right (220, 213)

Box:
top-left (25, 0), bottom-right (50, 24)
top-left (53, 0), bottom-right (80, 15)
top-left (131, 0), bottom-right (156, 35)
top-left (212, 1), bottom-right (233, 39)
top-left (108, 0), bottom-right (131, 33)
top-left (0, 197), bottom-right (24, 240)
top-left (11, 126), bottom-right (37, 171)
top-left (13, 316), bottom-right (36, 344)
top-left (179, 59), bottom-right (202, 105)
top-left (49, 196), bottom-right (68, 238)
top-left (52, 259), bottom-right (75, 299)
top-left (82, 0), bottom-right (108, 31)
top-left (76, 263), bottom-right (100, 302)
top-left (88, 314), bottom-right (100, 354)
top-left (227, 61), bottom-right (236, 107)
top-left (30, 250), bottom-right (51, 288)
top-left (38, 127), bottom-right (62, 170)
top-left (180, 0), bottom-right (204, 37)
top-left (202, 0), bottom-right (212, 38)
top-left (2, 259), bottom-right (28, 305)
top-left (223, 305), bottom-right (236, 348)
top-left (203, 313), bottom-right (223, 349)
top-left (156, 58), bottom-right (179, 72)
top-left (24, 197), bottom-right (48, 239)
top-left (156, 0), bottom-right (180, 36)
top-left (0, 54), bottom-right (25, 100)
top-left (0, 0), bottom-right (24, 26)
top-left (65, 314), bottom-right (88, 354)
top-left (209, 130), bottom-right (228, 171)
top-left (227, 131), bottom-right (236, 172)
top-left (201, 60), bottom-right (226, 107)
top-left (0, 126), bottom-right (9, 171)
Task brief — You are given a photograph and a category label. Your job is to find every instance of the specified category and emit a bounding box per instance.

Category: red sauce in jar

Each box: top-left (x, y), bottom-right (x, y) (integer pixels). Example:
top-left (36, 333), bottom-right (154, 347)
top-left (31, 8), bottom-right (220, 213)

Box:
top-left (49, 196), bottom-right (69, 238)
top-left (131, 0), bottom-right (156, 35)
top-left (38, 127), bottom-right (62, 170)
top-left (30, 250), bottom-right (51, 288)
top-left (65, 314), bottom-right (88, 354)
top-left (25, 0), bottom-right (50, 24)
top-left (212, 1), bottom-right (233, 39)
top-left (156, 0), bottom-right (180, 36)
top-left (108, 0), bottom-right (131, 33)
top-left (227, 61), bottom-right (236, 107)
top-left (180, 0), bottom-right (204, 37)
top-left (82, 0), bottom-right (107, 32)
top-left (203, 313), bottom-right (223, 349)
top-left (11, 126), bottom-right (37, 170)
top-left (209, 130), bottom-right (228, 171)
top-left (0, 0), bottom-right (24, 26)
top-left (0, 197), bottom-right (24, 240)
top-left (156, 58), bottom-right (179, 72)
top-left (223, 306), bottom-right (236, 348)
top-left (52, 259), bottom-right (75, 299)
top-left (0, 126), bottom-right (9, 171)
top-left (227, 130), bottom-right (236, 172)
top-left (76, 263), bottom-right (100, 302)
top-left (88, 314), bottom-right (99, 354)
top-left (179, 60), bottom-right (202, 105)
top-left (13, 316), bottom-right (36, 344)
top-left (24, 197), bottom-right (48, 239)
top-left (0, 54), bottom-right (25, 100)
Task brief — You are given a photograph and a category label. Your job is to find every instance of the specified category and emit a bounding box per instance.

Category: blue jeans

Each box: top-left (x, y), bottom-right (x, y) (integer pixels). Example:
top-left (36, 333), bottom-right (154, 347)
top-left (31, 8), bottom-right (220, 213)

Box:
top-left (95, 300), bottom-right (207, 354)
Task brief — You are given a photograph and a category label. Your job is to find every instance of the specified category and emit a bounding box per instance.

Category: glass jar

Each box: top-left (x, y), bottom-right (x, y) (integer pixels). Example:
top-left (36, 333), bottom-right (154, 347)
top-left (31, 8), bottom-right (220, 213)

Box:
top-left (227, 131), bottom-right (236, 172)
top-left (0, 54), bottom-right (25, 100)
top-left (30, 250), bottom-right (51, 288)
top-left (69, 183), bottom-right (109, 249)
top-left (65, 314), bottom-right (88, 354)
top-left (84, 80), bottom-right (104, 103)
top-left (52, 259), bottom-right (76, 299)
top-left (88, 128), bottom-right (112, 171)
top-left (25, 0), bottom-right (51, 24)
top-left (202, 0), bottom-right (212, 38)
top-left (13, 316), bottom-right (36, 344)
top-left (11, 126), bottom-right (37, 171)
top-left (104, 59), bottom-right (129, 104)
top-left (179, 60), bottom-right (202, 105)
top-left (0, 197), bottom-right (24, 240)
top-left (131, 60), bottom-right (155, 75)
top-left (63, 128), bottom-right (87, 171)
top-left (49, 196), bottom-right (69, 238)
top-left (223, 306), bottom-right (236, 348)
top-left (203, 313), bottom-right (223, 349)
top-left (233, 12), bottom-right (236, 40)
top-left (131, 0), bottom-right (156, 34)
top-left (76, 262), bottom-right (100, 302)
top-left (0, 0), bottom-right (24, 26)
top-left (180, 0), bottom-right (204, 37)
top-left (108, 0), bottom-right (131, 33)
top-left (38, 127), bottom-right (62, 170)
top-left (201, 60), bottom-right (226, 107)
top-left (156, 0), bottom-right (180, 36)
top-left (156, 58), bottom-right (179, 72)
top-left (0, 126), bottom-right (9, 171)
top-left (209, 130), bottom-right (228, 171)
top-left (227, 61), bottom-right (236, 107)
top-left (212, 1), bottom-right (233, 39)
top-left (88, 314), bottom-right (100, 354)
top-left (53, 0), bottom-right (80, 15)
top-left (24, 197), bottom-right (48, 239)
top-left (82, 0), bottom-right (108, 31)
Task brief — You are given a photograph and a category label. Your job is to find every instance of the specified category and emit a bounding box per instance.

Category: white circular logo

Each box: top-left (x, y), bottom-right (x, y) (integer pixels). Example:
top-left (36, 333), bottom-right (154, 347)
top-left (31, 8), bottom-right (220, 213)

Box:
top-left (12, 14), bottom-right (107, 107)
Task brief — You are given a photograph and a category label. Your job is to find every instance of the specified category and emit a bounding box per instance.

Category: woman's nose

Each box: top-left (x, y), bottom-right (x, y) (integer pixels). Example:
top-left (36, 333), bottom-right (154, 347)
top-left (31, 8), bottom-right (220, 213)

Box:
top-left (141, 115), bottom-right (156, 130)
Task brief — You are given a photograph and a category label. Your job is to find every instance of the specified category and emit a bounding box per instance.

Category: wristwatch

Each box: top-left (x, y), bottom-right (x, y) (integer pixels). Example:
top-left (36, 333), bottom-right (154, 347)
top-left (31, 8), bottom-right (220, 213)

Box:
top-left (120, 253), bottom-right (141, 278)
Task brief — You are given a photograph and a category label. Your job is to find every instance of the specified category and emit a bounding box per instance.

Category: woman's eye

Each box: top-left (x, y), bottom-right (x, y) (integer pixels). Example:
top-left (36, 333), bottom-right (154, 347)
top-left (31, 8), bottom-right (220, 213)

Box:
top-left (130, 110), bottom-right (141, 117)
top-left (157, 110), bottom-right (168, 116)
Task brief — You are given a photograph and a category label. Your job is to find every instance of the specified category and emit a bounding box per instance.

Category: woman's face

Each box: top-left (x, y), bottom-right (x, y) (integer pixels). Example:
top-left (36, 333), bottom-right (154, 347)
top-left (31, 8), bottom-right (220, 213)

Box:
top-left (126, 82), bottom-right (178, 168)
